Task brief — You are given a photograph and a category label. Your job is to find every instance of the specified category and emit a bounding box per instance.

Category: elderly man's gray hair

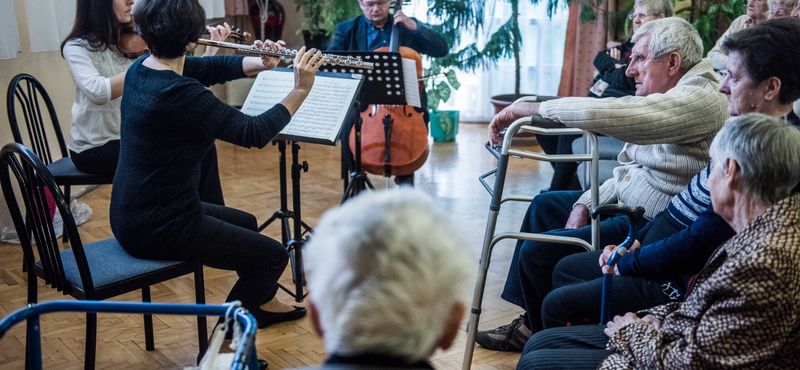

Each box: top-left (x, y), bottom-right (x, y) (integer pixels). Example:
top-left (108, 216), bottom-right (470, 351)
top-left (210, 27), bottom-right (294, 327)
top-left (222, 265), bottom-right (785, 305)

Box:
top-left (306, 188), bottom-right (472, 362)
top-left (631, 17), bottom-right (703, 71)
top-left (710, 113), bottom-right (800, 206)
top-left (634, 0), bottom-right (673, 17)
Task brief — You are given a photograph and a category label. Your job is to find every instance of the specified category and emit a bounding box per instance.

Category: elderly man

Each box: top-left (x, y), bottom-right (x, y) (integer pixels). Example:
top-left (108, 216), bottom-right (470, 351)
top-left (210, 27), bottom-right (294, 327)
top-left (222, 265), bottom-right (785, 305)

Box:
top-left (303, 188), bottom-right (471, 369)
top-left (539, 0), bottom-right (672, 192)
top-left (477, 17), bottom-right (727, 351)
top-left (518, 113), bottom-right (800, 370)
top-left (329, 0), bottom-right (448, 186)
top-left (540, 17), bottom-right (800, 332)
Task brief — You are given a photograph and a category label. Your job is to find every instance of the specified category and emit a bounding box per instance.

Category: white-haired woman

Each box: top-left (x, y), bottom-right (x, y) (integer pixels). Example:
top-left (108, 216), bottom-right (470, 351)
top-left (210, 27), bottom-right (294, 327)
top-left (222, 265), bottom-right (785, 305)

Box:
top-left (768, 0), bottom-right (799, 18)
top-left (517, 113), bottom-right (800, 370)
top-left (707, 0), bottom-right (770, 71)
top-left (304, 189), bottom-right (472, 368)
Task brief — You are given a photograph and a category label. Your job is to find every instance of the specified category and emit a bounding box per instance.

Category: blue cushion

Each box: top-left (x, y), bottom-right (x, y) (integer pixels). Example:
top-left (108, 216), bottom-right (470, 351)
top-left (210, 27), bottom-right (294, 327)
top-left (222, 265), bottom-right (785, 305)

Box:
top-left (46, 157), bottom-right (113, 186)
top-left (37, 238), bottom-right (183, 290)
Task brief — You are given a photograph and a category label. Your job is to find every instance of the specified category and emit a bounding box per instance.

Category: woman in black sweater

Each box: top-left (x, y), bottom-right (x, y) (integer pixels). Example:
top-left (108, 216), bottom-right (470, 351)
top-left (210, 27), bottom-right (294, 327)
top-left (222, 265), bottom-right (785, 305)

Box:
top-left (109, 0), bottom-right (324, 327)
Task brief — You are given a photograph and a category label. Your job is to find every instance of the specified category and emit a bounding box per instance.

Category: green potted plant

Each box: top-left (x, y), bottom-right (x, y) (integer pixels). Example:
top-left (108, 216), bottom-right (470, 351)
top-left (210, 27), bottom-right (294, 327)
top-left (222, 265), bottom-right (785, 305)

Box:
top-left (677, 0), bottom-right (746, 55)
top-left (294, 0), bottom-right (362, 49)
top-left (426, 67), bottom-right (461, 142)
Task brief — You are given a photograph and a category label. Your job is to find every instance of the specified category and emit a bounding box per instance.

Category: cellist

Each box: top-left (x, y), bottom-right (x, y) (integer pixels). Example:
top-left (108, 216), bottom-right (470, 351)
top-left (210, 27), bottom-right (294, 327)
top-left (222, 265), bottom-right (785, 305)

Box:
top-left (329, 0), bottom-right (448, 185)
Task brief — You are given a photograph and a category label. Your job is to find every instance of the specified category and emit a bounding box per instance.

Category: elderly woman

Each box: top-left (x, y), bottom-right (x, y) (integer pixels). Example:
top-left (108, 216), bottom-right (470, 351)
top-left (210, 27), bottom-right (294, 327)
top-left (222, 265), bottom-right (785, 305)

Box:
top-left (707, 0), bottom-right (769, 71)
top-left (304, 189), bottom-right (472, 368)
top-left (517, 113), bottom-right (800, 370)
top-left (768, 0), bottom-right (799, 18)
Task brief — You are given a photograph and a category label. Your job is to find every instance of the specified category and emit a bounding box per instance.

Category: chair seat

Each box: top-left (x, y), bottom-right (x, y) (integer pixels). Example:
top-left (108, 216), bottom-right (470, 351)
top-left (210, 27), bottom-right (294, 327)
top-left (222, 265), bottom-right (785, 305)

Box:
top-left (47, 157), bottom-right (113, 186)
top-left (36, 238), bottom-right (185, 291)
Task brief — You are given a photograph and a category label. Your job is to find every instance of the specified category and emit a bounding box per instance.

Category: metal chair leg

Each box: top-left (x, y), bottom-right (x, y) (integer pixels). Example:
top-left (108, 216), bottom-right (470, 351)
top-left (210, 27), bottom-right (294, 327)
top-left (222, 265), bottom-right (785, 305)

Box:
top-left (194, 262), bottom-right (208, 360)
top-left (62, 185), bottom-right (70, 244)
top-left (84, 312), bottom-right (96, 370)
top-left (142, 286), bottom-right (154, 351)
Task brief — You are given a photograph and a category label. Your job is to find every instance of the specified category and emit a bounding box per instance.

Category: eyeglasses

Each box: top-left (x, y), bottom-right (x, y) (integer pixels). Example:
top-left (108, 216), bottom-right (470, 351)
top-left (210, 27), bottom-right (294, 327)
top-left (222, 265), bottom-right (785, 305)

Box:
top-left (361, 0), bottom-right (389, 8)
top-left (628, 12), bottom-right (651, 20)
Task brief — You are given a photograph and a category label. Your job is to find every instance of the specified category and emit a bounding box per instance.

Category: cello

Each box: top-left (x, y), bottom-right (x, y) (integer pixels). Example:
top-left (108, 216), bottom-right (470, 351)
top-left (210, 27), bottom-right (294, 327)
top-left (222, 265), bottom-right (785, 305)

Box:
top-left (349, 0), bottom-right (429, 178)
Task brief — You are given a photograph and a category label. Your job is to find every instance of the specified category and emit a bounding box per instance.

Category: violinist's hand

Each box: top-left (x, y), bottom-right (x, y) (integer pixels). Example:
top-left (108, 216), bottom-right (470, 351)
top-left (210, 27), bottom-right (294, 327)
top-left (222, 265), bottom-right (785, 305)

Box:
top-left (393, 10), bottom-right (418, 31)
top-left (202, 22), bottom-right (233, 57)
top-left (487, 102), bottom-right (540, 146)
top-left (293, 46), bottom-right (325, 93)
top-left (256, 39), bottom-right (286, 70)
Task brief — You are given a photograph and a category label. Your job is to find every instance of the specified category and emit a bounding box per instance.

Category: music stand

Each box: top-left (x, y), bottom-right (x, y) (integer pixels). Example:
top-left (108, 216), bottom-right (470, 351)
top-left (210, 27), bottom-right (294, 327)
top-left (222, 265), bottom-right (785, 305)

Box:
top-left (242, 68), bottom-right (363, 301)
top-left (317, 51), bottom-right (408, 202)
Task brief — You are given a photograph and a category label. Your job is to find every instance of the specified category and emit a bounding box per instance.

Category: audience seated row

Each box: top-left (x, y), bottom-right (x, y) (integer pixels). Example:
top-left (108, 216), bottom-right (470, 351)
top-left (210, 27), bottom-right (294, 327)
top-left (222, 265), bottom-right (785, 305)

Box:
top-left (481, 16), bottom-right (728, 351)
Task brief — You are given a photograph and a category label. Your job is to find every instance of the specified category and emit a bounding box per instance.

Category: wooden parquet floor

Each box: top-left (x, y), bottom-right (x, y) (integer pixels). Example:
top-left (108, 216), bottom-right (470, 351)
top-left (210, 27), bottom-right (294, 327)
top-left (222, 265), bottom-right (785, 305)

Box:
top-left (0, 123), bottom-right (552, 369)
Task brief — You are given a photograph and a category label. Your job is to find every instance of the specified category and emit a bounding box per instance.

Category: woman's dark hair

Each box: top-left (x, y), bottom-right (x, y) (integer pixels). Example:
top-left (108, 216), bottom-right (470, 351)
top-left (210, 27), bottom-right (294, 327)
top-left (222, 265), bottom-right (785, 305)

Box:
top-left (722, 18), bottom-right (800, 105)
top-left (133, 0), bottom-right (206, 59)
top-left (60, 0), bottom-right (122, 57)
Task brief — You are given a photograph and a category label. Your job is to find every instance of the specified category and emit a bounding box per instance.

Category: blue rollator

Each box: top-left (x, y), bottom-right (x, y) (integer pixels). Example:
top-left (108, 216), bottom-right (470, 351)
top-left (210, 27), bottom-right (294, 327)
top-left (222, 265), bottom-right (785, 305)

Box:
top-left (590, 204), bottom-right (645, 325)
top-left (0, 300), bottom-right (259, 370)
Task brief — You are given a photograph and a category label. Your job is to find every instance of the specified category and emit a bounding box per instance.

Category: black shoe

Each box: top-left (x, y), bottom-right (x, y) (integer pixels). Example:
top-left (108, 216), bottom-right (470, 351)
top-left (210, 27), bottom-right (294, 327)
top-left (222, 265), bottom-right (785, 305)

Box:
top-left (475, 315), bottom-right (531, 351)
top-left (394, 174), bottom-right (414, 187)
top-left (258, 359), bottom-right (268, 370)
top-left (256, 306), bottom-right (307, 329)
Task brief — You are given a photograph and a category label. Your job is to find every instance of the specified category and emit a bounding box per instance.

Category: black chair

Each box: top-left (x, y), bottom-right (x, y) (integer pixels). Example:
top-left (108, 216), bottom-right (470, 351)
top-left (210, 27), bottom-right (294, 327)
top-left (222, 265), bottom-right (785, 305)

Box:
top-left (6, 73), bottom-right (114, 242)
top-left (0, 143), bottom-right (208, 370)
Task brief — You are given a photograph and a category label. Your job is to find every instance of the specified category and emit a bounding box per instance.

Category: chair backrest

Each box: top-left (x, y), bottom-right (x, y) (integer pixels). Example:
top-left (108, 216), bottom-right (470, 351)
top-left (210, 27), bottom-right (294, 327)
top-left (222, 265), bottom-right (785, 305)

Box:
top-left (0, 143), bottom-right (95, 295)
top-left (6, 74), bottom-right (69, 166)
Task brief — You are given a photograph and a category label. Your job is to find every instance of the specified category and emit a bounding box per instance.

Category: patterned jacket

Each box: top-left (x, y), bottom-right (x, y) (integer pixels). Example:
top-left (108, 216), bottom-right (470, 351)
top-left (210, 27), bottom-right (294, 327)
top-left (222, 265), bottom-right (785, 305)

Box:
top-left (600, 193), bottom-right (800, 370)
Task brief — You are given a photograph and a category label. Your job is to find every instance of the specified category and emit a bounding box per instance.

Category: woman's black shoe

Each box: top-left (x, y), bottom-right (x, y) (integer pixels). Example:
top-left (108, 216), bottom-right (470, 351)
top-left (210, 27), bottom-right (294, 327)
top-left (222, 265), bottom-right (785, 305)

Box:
top-left (256, 306), bottom-right (307, 328)
top-left (258, 359), bottom-right (268, 370)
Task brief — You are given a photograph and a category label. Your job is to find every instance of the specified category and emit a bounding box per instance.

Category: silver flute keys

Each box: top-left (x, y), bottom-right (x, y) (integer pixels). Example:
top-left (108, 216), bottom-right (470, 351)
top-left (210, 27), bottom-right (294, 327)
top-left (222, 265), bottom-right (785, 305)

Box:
top-left (196, 39), bottom-right (374, 70)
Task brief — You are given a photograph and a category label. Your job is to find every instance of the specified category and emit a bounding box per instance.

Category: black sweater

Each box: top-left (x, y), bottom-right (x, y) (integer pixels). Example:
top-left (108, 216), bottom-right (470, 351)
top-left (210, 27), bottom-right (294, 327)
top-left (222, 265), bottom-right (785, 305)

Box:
top-left (110, 55), bottom-right (291, 257)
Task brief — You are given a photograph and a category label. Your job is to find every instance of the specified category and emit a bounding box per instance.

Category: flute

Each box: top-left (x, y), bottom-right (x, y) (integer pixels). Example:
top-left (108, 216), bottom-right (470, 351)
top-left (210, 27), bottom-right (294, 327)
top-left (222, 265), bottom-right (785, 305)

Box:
top-left (196, 39), bottom-right (374, 70)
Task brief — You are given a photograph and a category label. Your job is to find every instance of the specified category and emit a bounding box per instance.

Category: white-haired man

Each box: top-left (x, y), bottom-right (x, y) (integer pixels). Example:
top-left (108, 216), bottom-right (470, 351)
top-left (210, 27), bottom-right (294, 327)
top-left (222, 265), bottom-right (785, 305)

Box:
top-left (302, 189), bottom-right (472, 368)
top-left (477, 17), bottom-right (728, 352)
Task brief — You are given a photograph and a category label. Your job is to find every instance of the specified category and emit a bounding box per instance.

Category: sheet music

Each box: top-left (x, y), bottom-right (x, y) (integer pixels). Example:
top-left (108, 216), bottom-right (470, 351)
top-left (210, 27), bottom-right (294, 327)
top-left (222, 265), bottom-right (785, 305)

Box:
top-left (241, 70), bottom-right (362, 144)
top-left (402, 58), bottom-right (421, 108)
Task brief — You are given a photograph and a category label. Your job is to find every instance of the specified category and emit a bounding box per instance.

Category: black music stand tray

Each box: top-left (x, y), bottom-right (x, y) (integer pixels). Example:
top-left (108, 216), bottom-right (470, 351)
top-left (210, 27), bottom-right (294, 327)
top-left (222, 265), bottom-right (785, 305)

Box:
top-left (318, 51), bottom-right (408, 202)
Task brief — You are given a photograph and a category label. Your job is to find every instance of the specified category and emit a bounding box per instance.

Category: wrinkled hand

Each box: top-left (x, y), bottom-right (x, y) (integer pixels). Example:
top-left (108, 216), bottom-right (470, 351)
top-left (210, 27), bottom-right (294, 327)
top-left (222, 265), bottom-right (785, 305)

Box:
top-left (564, 204), bottom-right (590, 229)
top-left (598, 244), bottom-right (620, 275)
top-left (640, 314), bottom-right (662, 330)
top-left (208, 22), bottom-right (233, 41)
top-left (293, 46), bottom-right (325, 92)
top-left (608, 47), bottom-right (621, 61)
top-left (393, 10), bottom-right (418, 31)
top-left (604, 312), bottom-right (648, 337)
top-left (255, 39), bottom-right (286, 70)
top-left (487, 102), bottom-right (539, 146)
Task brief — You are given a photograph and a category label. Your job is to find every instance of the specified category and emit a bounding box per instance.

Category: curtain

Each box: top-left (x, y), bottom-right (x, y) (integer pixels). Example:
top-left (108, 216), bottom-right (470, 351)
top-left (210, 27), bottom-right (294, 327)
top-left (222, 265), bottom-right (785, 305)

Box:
top-left (225, 0), bottom-right (250, 16)
top-left (0, 0), bottom-right (21, 59)
top-left (557, 0), bottom-right (619, 97)
top-left (24, 0), bottom-right (76, 53)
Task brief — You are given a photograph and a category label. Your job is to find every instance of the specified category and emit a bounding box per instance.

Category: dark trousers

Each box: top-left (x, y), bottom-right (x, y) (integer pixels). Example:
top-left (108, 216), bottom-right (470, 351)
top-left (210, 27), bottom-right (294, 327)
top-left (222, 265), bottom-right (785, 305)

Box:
top-left (517, 326), bottom-right (611, 370)
top-left (500, 191), bottom-right (649, 332)
top-left (173, 203), bottom-right (289, 315)
top-left (542, 250), bottom-right (675, 328)
top-left (535, 134), bottom-right (581, 191)
top-left (71, 140), bottom-right (225, 205)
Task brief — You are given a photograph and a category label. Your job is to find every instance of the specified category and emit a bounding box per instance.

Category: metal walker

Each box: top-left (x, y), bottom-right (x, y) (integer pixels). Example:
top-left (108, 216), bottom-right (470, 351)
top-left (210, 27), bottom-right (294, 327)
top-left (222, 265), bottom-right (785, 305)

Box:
top-left (462, 96), bottom-right (602, 369)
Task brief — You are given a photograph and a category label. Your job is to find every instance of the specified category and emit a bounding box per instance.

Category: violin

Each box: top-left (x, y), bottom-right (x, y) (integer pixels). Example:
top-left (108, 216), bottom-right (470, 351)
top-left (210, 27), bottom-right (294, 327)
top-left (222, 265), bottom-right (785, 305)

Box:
top-left (117, 22), bottom-right (251, 59)
top-left (348, 0), bottom-right (429, 177)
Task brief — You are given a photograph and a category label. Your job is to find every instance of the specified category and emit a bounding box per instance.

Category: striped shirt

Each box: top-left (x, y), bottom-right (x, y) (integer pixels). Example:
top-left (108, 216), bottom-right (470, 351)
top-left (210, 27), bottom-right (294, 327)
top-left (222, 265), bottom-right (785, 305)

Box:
top-left (667, 165), bottom-right (712, 227)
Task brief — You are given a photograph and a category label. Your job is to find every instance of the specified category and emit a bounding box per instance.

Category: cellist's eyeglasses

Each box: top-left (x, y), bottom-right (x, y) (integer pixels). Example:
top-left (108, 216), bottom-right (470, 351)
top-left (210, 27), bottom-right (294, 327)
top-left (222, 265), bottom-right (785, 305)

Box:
top-left (361, 0), bottom-right (390, 8)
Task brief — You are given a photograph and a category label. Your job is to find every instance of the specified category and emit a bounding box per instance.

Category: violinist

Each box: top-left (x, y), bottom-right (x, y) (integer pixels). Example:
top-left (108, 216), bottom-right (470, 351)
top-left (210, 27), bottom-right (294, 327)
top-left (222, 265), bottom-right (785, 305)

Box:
top-left (60, 0), bottom-right (230, 204)
top-left (329, 0), bottom-right (448, 185)
top-left (110, 0), bottom-right (323, 330)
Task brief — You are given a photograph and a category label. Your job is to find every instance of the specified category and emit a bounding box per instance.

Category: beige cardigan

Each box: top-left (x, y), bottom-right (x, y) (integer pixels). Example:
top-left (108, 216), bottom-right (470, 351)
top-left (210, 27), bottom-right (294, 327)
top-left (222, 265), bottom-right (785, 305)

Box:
top-left (539, 59), bottom-right (727, 220)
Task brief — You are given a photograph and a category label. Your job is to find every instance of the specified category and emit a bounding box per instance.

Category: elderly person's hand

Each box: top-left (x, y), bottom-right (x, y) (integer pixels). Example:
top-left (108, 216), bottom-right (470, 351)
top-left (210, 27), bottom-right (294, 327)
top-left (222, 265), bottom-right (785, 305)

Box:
top-left (608, 47), bottom-right (621, 61)
top-left (487, 102), bottom-right (540, 146)
top-left (604, 312), bottom-right (660, 337)
top-left (393, 10), bottom-right (418, 31)
top-left (564, 204), bottom-right (590, 229)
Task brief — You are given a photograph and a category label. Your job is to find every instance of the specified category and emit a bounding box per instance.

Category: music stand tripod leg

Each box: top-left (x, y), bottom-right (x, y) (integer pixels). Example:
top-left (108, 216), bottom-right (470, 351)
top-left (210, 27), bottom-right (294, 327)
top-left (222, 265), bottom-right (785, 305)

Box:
top-left (258, 141), bottom-right (292, 248)
top-left (287, 141), bottom-right (309, 301)
top-left (341, 102), bottom-right (375, 203)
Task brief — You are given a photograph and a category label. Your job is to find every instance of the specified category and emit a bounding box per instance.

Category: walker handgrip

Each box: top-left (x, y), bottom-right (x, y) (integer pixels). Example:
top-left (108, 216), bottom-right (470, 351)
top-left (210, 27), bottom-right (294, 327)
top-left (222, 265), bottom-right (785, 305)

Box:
top-left (591, 204), bottom-right (646, 226)
top-left (530, 115), bottom-right (565, 129)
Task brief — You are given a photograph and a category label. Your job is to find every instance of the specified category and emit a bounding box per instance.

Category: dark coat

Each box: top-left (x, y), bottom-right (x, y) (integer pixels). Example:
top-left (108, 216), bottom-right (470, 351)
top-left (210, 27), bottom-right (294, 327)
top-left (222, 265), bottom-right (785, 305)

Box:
top-left (328, 15), bottom-right (448, 57)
